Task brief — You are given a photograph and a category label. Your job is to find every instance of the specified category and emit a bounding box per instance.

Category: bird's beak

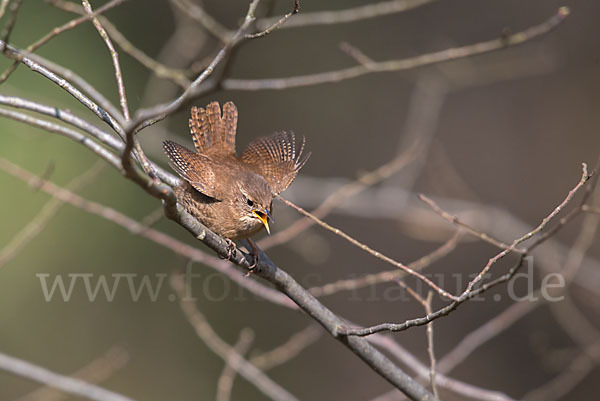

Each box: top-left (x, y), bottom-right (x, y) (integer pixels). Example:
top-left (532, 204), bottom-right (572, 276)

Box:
top-left (252, 209), bottom-right (271, 234)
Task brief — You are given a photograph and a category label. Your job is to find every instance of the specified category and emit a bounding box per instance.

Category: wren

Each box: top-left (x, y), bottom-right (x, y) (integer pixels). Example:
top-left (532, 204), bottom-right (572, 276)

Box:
top-left (163, 101), bottom-right (310, 259)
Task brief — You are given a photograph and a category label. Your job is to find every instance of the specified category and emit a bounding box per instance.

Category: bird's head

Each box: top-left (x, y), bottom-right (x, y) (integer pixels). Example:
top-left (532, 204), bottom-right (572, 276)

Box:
top-left (236, 174), bottom-right (274, 234)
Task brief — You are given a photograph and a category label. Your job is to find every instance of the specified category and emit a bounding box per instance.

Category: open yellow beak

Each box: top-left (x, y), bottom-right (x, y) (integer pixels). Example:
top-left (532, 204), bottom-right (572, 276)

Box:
top-left (252, 210), bottom-right (271, 234)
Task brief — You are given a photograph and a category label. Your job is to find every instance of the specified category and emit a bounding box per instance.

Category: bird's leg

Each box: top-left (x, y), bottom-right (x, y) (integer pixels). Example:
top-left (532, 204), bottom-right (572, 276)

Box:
top-left (219, 238), bottom-right (237, 260)
top-left (245, 238), bottom-right (260, 274)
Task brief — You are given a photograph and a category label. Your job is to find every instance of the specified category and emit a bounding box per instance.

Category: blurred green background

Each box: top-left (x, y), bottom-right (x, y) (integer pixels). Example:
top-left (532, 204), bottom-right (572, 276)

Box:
top-left (1, 1), bottom-right (599, 400)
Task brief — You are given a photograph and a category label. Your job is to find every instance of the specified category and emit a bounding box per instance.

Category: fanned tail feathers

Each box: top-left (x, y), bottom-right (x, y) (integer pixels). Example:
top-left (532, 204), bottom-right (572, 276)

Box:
top-left (189, 101), bottom-right (237, 156)
top-left (241, 131), bottom-right (311, 195)
top-left (166, 101), bottom-right (309, 198)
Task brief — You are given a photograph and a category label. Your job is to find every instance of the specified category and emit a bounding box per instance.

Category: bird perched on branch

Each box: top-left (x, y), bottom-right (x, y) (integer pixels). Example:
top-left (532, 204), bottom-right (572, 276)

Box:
top-left (163, 101), bottom-right (310, 263)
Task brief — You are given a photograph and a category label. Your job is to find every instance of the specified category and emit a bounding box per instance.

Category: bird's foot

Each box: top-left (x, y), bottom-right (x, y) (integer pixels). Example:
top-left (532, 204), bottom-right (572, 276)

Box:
top-left (245, 239), bottom-right (260, 276)
top-left (219, 239), bottom-right (237, 260)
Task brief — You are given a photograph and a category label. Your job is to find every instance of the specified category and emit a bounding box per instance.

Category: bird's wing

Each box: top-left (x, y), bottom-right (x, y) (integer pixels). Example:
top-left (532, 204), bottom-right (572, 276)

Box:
top-left (189, 101), bottom-right (237, 157)
top-left (163, 140), bottom-right (222, 200)
top-left (240, 131), bottom-right (310, 195)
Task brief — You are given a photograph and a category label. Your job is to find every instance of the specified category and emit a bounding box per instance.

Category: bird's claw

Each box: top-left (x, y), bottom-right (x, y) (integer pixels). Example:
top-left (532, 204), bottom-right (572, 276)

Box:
top-left (219, 239), bottom-right (260, 276)
top-left (244, 239), bottom-right (260, 276)
top-left (220, 239), bottom-right (237, 260)
top-left (245, 253), bottom-right (259, 275)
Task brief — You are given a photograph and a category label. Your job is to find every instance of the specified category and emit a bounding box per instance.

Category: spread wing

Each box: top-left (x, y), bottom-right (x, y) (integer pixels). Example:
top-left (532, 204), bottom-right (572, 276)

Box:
top-left (189, 101), bottom-right (237, 157)
top-left (163, 140), bottom-right (221, 200)
top-left (240, 132), bottom-right (310, 195)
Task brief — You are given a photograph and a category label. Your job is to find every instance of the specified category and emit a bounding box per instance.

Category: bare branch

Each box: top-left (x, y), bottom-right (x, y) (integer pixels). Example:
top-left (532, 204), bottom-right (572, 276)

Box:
top-left (287, 175), bottom-right (600, 295)
top-left (260, 137), bottom-right (422, 250)
top-left (437, 296), bottom-right (543, 373)
top-left (368, 335), bottom-right (519, 401)
top-left (0, 158), bottom-right (293, 308)
top-left (129, 0), bottom-right (265, 132)
top-left (246, 0), bottom-right (299, 39)
top-left (0, 160), bottom-right (105, 269)
top-left (582, 204), bottom-right (600, 215)
top-left (459, 163), bottom-right (590, 298)
top-left (49, 0), bottom-right (190, 87)
top-left (0, 0), bottom-right (22, 46)
top-left (250, 325), bottom-right (321, 370)
top-left (0, 351), bottom-right (136, 401)
top-left (170, 274), bottom-right (300, 401)
top-left (340, 162), bottom-right (591, 337)
top-left (82, 0), bottom-right (130, 120)
top-left (0, 0), bottom-right (126, 84)
top-left (0, 108), bottom-right (123, 170)
top-left (15, 346), bottom-right (129, 401)
top-left (276, 195), bottom-right (458, 300)
top-left (418, 193), bottom-right (525, 253)
top-left (0, 40), bottom-right (126, 133)
top-left (0, 0), bottom-right (11, 19)
top-left (308, 232), bottom-right (461, 297)
top-left (424, 293), bottom-right (439, 399)
top-left (224, 7), bottom-right (570, 91)
top-left (256, 0), bottom-right (438, 30)
top-left (0, 94), bottom-right (122, 151)
top-left (522, 341), bottom-right (600, 401)
top-left (168, 0), bottom-right (231, 42)
top-left (216, 328), bottom-right (255, 401)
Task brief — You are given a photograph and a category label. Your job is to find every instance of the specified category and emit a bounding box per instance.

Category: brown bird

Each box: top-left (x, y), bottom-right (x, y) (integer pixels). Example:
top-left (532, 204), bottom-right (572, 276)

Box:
top-left (163, 101), bottom-right (310, 260)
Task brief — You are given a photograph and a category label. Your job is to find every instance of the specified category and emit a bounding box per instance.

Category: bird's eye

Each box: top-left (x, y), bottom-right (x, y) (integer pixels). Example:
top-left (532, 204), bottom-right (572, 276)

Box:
top-left (247, 198), bottom-right (254, 207)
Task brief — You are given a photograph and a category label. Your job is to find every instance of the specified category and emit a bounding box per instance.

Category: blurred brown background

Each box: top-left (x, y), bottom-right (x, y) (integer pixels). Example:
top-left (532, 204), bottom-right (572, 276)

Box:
top-left (0, 0), bottom-right (599, 400)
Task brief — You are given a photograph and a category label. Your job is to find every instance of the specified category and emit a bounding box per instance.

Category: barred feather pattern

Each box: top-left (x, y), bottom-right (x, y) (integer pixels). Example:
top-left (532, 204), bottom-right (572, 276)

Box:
top-left (163, 140), bottom-right (219, 198)
top-left (189, 101), bottom-right (237, 156)
top-left (240, 131), bottom-right (311, 195)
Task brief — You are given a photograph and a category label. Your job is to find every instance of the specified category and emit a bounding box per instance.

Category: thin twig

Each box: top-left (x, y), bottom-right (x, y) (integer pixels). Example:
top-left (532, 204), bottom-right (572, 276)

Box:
top-left (424, 292), bottom-right (439, 399)
top-left (0, 108), bottom-right (123, 170)
top-left (250, 325), bottom-right (322, 370)
top-left (0, 0), bottom-right (11, 19)
top-left (339, 41), bottom-right (376, 67)
top-left (48, 0), bottom-right (190, 87)
top-left (216, 328), bottom-right (255, 401)
top-left (0, 0), bottom-right (22, 49)
top-left (168, 0), bottom-right (231, 42)
top-left (0, 156), bottom-right (493, 401)
top-left (22, 48), bottom-right (123, 120)
top-left (368, 335), bottom-right (518, 401)
top-left (256, 0), bottom-right (438, 30)
top-left (128, 0), bottom-right (264, 132)
top-left (0, 352), bottom-right (136, 401)
top-left (0, 93), bottom-right (176, 188)
top-left (439, 181), bottom-right (599, 374)
top-left (418, 194), bottom-right (525, 253)
top-left (522, 341), bottom-right (600, 401)
top-left (458, 163), bottom-right (590, 299)
top-left (341, 163), bottom-right (591, 337)
top-left (437, 295), bottom-right (543, 373)
top-left (0, 160), bottom-right (105, 269)
top-left (0, 158), bottom-right (293, 308)
top-left (170, 274), bottom-right (300, 401)
top-left (14, 346), bottom-right (129, 401)
top-left (260, 140), bottom-right (421, 250)
top-left (225, 7), bottom-right (570, 91)
top-left (276, 195), bottom-right (458, 300)
top-left (246, 0), bottom-right (299, 39)
top-left (582, 204), bottom-right (600, 215)
top-left (82, 0), bottom-right (130, 121)
top-left (308, 232), bottom-right (461, 297)
top-left (0, 40), bottom-right (126, 134)
top-left (138, 206), bottom-right (165, 230)
top-left (288, 174), bottom-right (600, 295)
top-left (0, 94), bottom-right (122, 151)
top-left (0, 0), bottom-right (126, 84)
